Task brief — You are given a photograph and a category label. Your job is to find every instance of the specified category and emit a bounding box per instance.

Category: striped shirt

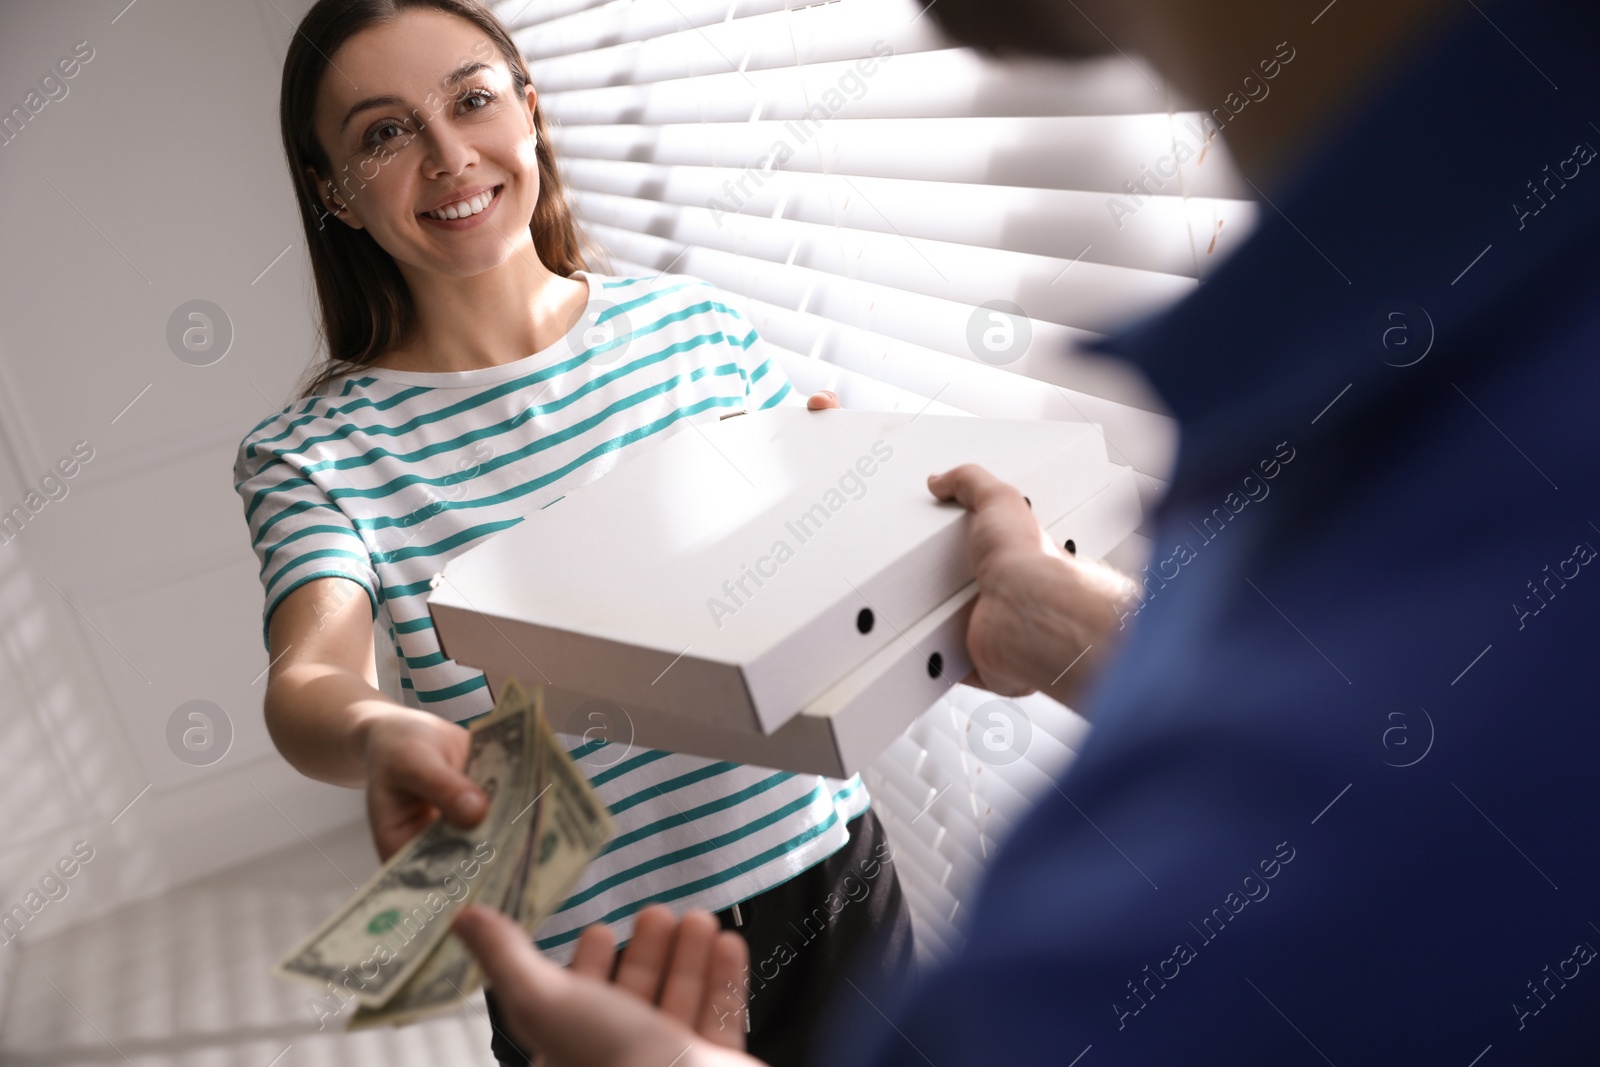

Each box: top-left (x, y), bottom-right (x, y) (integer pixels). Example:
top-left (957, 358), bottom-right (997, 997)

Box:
top-left (234, 271), bottom-right (870, 958)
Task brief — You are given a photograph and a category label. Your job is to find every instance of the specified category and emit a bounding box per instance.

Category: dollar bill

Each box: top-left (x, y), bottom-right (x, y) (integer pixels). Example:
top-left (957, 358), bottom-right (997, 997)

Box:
top-left (272, 703), bottom-right (532, 1007)
top-left (515, 706), bottom-right (616, 928)
top-left (347, 680), bottom-right (552, 1028)
top-left (345, 677), bottom-right (616, 1029)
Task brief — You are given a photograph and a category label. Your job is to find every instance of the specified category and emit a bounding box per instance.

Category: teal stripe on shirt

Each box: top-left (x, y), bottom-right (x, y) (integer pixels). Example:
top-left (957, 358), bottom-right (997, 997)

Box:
top-left (260, 568), bottom-right (377, 651)
top-left (606, 760), bottom-right (743, 817)
top-left (587, 749), bottom-right (673, 789)
top-left (557, 780), bottom-right (831, 912)
top-left (758, 379), bottom-right (792, 409)
top-left (413, 673), bottom-right (487, 704)
top-left (245, 291), bottom-right (743, 467)
top-left (371, 517), bottom-right (522, 565)
top-left (264, 546), bottom-right (373, 593)
top-left (258, 522), bottom-right (367, 577)
top-left (286, 323), bottom-right (716, 478)
top-left (600, 771), bottom-right (794, 856)
top-left (308, 391), bottom-right (743, 554)
top-left (536, 779), bottom-right (865, 949)
top-left (249, 356), bottom-right (746, 539)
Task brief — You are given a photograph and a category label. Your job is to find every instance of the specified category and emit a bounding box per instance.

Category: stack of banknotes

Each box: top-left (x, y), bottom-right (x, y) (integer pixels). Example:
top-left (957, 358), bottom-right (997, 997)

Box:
top-left (272, 677), bottom-right (616, 1028)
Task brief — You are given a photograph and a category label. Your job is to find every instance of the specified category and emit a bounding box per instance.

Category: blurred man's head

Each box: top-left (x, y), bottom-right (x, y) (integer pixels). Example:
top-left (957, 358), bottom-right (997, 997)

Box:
top-left (919, 1), bottom-right (1109, 60)
top-left (924, 0), bottom-right (1458, 189)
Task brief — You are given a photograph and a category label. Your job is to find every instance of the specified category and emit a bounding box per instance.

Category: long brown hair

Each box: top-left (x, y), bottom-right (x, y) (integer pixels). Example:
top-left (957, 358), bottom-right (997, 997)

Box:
top-left (279, 0), bottom-right (595, 399)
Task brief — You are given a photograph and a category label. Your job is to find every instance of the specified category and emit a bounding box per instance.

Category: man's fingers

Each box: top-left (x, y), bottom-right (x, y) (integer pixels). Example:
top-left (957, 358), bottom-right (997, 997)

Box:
top-left (698, 930), bottom-right (750, 1049)
top-left (614, 905), bottom-right (676, 1000)
top-left (603, 907), bottom-right (743, 1041)
top-left (570, 922), bottom-right (617, 980)
top-left (455, 906), bottom-right (742, 1067)
top-left (656, 910), bottom-right (718, 1026)
top-left (926, 463), bottom-right (1015, 512)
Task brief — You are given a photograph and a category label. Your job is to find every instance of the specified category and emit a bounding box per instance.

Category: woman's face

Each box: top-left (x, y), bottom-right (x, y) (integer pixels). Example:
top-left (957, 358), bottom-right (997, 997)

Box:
top-left (308, 9), bottom-right (540, 277)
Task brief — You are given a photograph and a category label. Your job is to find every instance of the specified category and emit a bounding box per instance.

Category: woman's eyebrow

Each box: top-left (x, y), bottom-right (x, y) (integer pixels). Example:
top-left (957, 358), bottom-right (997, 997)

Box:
top-left (338, 60), bottom-right (493, 134)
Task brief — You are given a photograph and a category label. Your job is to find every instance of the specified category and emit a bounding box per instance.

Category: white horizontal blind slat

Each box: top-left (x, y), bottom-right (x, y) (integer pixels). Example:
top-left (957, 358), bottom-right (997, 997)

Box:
top-left (510, 0), bottom-right (805, 60)
top-left (561, 160), bottom-right (1257, 279)
top-left (549, 115), bottom-right (1245, 198)
top-left (538, 49), bottom-right (1173, 123)
top-left (523, 0), bottom-right (953, 90)
top-left (492, 0), bottom-right (612, 33)
top-left (574, 193), bottom-right (1197, 335)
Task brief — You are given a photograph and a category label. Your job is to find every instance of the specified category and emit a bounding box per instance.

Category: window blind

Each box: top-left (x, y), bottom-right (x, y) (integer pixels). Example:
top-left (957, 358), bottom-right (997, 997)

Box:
top-left (498, 0), bottom-right (1256, 961)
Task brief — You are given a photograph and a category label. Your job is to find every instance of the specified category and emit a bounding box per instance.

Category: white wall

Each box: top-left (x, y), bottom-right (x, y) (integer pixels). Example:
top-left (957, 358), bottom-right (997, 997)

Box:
top-left (0, 0), bottom-right (364, 975)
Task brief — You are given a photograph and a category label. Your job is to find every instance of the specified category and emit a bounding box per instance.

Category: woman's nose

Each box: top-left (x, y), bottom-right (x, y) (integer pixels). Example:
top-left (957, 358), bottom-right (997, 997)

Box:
top-left (419, 121), bottom-right (477, 177)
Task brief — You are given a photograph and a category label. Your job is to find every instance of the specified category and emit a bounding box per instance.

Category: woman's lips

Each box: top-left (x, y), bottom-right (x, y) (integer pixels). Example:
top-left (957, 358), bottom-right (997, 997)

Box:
top-left (419, 184), bottom-right (503, 227)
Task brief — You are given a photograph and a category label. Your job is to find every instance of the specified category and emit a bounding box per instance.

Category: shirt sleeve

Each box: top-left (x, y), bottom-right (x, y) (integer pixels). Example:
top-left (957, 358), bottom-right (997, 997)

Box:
top-left (710, 287), bottom-right (805, 411)
top-left (233, 418), bottom-right (380, 653)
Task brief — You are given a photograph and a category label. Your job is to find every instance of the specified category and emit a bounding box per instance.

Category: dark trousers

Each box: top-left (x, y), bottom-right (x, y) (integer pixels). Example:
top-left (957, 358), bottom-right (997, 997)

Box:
top-left (485, 808), bottom-right (916, 1067)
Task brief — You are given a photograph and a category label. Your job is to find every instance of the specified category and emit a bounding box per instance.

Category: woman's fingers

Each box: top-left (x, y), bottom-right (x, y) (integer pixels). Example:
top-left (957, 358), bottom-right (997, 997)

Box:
top-left (613, 905), bottom-right (677, 1000)
top-left (805, 390), bottom-right (839, 410)
top-left (655, 910), bottom-right (718, 1027)
top-left (382, 725), bottom-right (487, 828)
top-left (366, 790), bottom-right (438, 862)
top-left (364, 718), bottom-right (487, 861)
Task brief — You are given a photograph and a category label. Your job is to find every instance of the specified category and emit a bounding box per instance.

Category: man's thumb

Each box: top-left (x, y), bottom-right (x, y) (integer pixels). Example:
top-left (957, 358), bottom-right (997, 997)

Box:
top-left (454, 906), bottom-right (553, 998)
top-left (453, 906), bottom-right (555, 1050)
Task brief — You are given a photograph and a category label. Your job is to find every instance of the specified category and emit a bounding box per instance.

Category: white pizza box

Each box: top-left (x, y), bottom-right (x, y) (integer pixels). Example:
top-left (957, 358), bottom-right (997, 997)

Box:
top-left (428, 407), bottom-right (1115, 737)
top-left (479, 465), bottom-right (1144, 776)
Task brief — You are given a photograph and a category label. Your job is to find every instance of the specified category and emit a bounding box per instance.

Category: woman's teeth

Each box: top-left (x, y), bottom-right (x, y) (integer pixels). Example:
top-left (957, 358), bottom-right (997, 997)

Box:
top-left (423, 187), bottom-right (497, 220)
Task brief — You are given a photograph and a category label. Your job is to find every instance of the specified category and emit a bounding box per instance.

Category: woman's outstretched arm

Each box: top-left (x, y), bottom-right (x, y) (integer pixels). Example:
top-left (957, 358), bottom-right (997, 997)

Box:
top-left (263, 577), bottom-right (488, 859)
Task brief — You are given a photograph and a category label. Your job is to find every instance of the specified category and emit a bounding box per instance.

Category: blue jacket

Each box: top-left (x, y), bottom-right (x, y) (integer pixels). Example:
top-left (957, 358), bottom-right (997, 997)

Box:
top-left (828, 0), bottom-right (1600, 1061)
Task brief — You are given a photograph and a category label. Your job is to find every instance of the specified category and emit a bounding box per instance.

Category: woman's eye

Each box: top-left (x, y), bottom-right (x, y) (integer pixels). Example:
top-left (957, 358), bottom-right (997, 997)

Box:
top-left (365, 121), bottom-right (412, 150)
top-left (361, 89), bottom-right (493, 150)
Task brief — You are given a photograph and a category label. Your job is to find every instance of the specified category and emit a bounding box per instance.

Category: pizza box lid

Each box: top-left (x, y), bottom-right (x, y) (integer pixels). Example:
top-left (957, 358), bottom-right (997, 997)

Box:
top-left (428, 407), bottom-right (1114, 736)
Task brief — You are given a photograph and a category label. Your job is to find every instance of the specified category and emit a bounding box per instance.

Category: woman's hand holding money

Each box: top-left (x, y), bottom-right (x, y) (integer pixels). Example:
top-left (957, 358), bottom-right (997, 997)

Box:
top-left (361, 708), bottom-right (489, 861)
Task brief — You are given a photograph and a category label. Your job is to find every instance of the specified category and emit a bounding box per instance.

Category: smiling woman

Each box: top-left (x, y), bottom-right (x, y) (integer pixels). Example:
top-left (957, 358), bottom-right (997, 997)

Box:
top-left (278, 0), bottom-right (594, 386)
top-left (243, 3), bottom-right (911, 1065)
